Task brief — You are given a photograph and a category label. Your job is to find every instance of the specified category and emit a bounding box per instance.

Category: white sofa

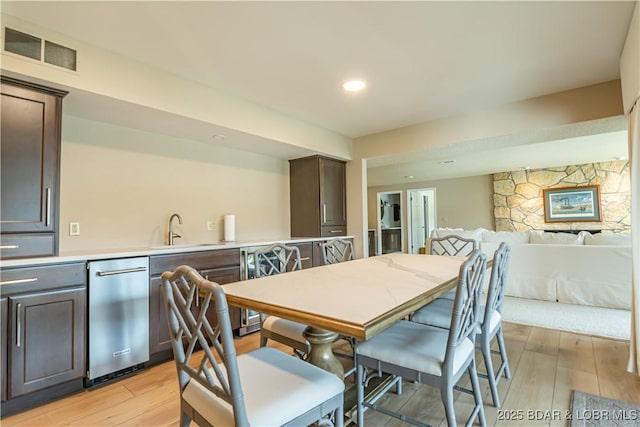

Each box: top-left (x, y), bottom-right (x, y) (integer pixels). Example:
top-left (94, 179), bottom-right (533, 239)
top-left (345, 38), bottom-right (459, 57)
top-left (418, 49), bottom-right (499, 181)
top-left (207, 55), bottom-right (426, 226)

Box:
top-left (428, 228), bottom-right (633, 310)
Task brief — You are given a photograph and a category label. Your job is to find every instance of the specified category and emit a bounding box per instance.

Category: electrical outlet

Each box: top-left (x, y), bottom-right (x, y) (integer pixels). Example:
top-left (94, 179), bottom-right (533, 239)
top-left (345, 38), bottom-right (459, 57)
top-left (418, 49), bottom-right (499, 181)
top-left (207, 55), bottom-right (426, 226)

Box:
top-left (207, 220), bottom-right (216, 231)
top-left (69, 222), bottom-right (80, 236)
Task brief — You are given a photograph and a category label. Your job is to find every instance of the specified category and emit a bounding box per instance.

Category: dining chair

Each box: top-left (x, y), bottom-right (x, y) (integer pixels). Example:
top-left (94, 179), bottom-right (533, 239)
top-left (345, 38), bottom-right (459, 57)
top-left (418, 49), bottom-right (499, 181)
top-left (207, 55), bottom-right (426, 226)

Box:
top-left (411, 242), bottom-right (512, 407)
top-left (255, 243), bottom-right (309, 358)
top-left (322, 238), bottom-right (357, 376)
top-left (322, 238), bottom-right (354, 264)
top-left (161, 265), bottom-right (344, 427)
top-left (429, 234), bottom-right (479, 256)
top-left (355, 250), bottom-right (487, 427)
top-left (429, 234), bottom-right (479, 300)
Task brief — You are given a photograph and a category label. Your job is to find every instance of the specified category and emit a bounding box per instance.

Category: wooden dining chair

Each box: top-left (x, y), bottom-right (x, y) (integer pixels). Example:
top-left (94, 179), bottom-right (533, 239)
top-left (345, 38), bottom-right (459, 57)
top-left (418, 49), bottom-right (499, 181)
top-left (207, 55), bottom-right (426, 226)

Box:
top-left (355, 250), bottom-right (487, 427)
top-left (411, 242), bottom-right (513, 407)
top-left (161, 265), bottom-right (345, 427)
top-left (254, 243), bottom-right (309, 358)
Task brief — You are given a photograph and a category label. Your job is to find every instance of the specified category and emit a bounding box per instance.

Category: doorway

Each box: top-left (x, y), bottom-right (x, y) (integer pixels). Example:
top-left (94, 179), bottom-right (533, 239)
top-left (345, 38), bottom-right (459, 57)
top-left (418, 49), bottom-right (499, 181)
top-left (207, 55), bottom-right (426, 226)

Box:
top-left (376, 191), bottom-right (403, 254)
top-left (407, 188), bottom-right (436, 254)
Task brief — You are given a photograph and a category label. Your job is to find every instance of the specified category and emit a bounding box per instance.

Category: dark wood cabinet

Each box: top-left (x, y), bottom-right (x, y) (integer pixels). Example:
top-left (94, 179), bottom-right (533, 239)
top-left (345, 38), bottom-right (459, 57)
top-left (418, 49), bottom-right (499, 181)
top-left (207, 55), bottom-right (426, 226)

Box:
top-left (382, 229), bottom-right (402, 254)
top-left (290, 155), bottom-right (347, 238)
top-left (9, 287), bottom-right (86, 397)
top-left (0, 78), bottom-right (66, 259)
top-left (288, 242), bottom-right (313, 269)
top-left (148, 249), bottom-right (241, 363)
top-left (0, 262), bottom-right (86, 415)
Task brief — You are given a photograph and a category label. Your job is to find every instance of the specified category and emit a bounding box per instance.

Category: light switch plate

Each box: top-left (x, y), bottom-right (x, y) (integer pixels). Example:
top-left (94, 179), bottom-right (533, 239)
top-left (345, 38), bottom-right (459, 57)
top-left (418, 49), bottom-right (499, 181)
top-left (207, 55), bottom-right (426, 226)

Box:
top-left (207, 220), bottom-right (216, 231)
top-left (69, 222), bottom-right (80, 236)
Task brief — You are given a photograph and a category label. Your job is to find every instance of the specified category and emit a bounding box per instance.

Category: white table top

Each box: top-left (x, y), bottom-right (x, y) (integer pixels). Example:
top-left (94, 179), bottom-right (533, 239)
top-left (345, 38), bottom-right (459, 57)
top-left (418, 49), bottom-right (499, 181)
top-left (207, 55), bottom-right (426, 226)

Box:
top-left (223, 253), bottom-right (465, 341)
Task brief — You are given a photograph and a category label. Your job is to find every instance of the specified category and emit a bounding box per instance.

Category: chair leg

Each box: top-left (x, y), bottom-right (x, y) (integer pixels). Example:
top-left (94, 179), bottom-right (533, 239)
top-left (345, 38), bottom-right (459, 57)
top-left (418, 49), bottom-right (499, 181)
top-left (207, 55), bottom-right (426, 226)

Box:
top-left (441, 381), bottom-right (456, 427)
top-left (260, 333), bottom-right (268, 348)
top-left (335, 402), bottom-right (344, 427)
top-left (356, 364), bottom-right (366, 427)
top-left (481, 333), bottom-right (501, 408)
top-left (496, 327), bottom-right (511, 379)
top-left (180, 411), bottom-right (191, 427)
top-left (468, 358), bottom-right (487, 427)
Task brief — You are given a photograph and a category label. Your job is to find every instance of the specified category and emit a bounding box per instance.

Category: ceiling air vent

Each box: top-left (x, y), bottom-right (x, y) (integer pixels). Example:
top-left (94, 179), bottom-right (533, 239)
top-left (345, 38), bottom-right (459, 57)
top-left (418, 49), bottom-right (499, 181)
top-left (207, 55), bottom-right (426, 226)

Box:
top-left (4, 27), bottom-right (77, 71)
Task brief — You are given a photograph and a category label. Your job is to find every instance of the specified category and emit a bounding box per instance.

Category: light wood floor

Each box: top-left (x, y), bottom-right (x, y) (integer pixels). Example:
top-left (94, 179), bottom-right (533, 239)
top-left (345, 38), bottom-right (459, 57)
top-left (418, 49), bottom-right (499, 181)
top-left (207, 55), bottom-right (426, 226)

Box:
top-left (3, 322), bottom-right (639, 426)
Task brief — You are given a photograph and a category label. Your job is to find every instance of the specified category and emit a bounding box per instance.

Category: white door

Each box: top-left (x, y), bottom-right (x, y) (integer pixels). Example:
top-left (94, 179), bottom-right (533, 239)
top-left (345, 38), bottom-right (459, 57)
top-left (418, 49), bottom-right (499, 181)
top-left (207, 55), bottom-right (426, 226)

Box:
top-left (407, 188), bottom-right (436, 254)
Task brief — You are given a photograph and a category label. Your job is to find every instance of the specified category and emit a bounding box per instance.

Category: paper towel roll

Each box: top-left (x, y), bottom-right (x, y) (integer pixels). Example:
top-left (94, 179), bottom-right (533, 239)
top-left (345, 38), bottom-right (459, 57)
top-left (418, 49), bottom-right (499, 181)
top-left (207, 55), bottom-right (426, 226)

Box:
top-left (224, 214), bottom-right (236, 242)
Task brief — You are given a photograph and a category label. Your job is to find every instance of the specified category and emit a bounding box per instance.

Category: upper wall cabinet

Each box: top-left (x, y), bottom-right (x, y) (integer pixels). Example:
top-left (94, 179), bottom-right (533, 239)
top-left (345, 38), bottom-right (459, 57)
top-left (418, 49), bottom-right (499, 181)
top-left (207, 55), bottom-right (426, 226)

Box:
top-left (0, 77), bottom-right (67, 259)
top-left (290, 155), bottom-right (346, 237)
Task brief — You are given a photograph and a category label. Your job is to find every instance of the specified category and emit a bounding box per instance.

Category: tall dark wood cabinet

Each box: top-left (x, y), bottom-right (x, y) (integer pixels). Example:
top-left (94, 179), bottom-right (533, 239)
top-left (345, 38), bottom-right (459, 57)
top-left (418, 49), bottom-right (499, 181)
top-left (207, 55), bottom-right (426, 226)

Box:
top-left (0, 77), bottom-right (67, 259)
top-left (290, 155), bottom-right (347, 237)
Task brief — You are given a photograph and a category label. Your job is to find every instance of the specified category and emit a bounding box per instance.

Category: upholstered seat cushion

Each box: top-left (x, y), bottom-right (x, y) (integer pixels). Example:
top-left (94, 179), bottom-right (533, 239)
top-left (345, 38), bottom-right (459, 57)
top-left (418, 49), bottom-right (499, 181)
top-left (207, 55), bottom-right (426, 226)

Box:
top-left (355, 320), bottom-right (474, 376)
top-left (262, 316), bottom-right (308, 344)
top-left (183, 347), bottom-right (344, 427)
top-left (412, 298), bottom-right (454, 328)
top-left (413, 301), bottom-right (501, 336)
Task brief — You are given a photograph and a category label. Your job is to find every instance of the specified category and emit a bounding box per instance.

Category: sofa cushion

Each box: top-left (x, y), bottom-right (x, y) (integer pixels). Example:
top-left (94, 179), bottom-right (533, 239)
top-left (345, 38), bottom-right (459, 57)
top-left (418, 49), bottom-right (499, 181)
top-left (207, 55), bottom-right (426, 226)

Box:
top-left (583, 232), bottom-right (631, 246)
top-left (529, 230), bottom-right (584, 245)
top-left (431, 227), bottom-right (484, 241)
top-left (481, 230), bottom-right (530, 244)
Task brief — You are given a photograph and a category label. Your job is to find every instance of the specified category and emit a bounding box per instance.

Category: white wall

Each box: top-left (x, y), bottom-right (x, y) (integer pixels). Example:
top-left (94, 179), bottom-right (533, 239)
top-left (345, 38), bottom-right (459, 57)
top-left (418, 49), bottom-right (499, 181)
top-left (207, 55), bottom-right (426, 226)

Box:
top-left (59, 116), bottom-right (290, 252)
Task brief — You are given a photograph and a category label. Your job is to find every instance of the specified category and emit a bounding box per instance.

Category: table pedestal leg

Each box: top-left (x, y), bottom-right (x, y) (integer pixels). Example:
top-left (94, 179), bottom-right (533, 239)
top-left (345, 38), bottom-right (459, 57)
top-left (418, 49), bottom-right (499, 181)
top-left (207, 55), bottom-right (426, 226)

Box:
top-left (303, 326), bottom-right (344, 380)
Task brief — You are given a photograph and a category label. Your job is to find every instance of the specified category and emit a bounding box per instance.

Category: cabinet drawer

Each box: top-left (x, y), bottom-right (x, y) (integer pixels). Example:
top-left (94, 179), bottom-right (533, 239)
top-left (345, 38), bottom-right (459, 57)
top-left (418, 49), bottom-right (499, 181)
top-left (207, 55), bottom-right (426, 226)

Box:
top-left (150, 249), bottom-right (240, 275)
top-left (0, 262), bottom-right (86, 295)
top-left (321, 225), bottom-right (347, 237)
top-left (0, 234), bottom-right (55, 259)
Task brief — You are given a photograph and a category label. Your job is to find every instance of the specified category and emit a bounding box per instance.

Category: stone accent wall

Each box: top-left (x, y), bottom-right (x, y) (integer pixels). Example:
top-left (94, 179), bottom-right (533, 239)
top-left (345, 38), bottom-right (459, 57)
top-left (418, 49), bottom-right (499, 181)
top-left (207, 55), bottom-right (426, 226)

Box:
top-left (493, 161), bottom-right (630, 232)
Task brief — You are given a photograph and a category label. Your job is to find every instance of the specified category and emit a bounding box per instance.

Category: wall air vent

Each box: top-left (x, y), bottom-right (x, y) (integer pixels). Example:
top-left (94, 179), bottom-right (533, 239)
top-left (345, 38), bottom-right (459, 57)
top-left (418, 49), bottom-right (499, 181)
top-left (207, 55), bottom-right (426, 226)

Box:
top-left (4, 27), bottom-right (77, 71)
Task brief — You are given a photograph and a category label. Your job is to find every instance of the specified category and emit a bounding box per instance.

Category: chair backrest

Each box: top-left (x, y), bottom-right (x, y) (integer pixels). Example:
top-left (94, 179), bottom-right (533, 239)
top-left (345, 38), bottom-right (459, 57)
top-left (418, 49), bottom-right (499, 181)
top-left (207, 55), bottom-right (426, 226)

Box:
top-left (322, 238), bottom-right (354, 264)
top-left (254, 243), bottom-right (302, 277)
top-left (483, 242), bottom-right (512, 327)
top-left (430, 234), bottom-right (479, 257)
top-left (161, 265), bottom-right (249, 426)
top-left (445, 250), bottom-right (487, 367)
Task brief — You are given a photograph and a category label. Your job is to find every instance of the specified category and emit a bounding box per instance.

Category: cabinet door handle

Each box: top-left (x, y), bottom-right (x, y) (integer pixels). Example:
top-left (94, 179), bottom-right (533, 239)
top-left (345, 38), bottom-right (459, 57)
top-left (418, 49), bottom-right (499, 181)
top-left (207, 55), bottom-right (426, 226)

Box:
top-left (16, 303), bottom-right (22, 347)
top-left (45, 188), bottom-right (51, 227)
top-left (300, 257), bottom-right (310, 261)
top-left (96, 267), bottom-right (147, 276)
top-left (0, 277), bottom-right (38, 285)
top-left (322, 204), bottom-right (327, 223)
top-left (0, 245), bottom-right (19, 250)
top-left (329, 230), bottom-right (343, 233)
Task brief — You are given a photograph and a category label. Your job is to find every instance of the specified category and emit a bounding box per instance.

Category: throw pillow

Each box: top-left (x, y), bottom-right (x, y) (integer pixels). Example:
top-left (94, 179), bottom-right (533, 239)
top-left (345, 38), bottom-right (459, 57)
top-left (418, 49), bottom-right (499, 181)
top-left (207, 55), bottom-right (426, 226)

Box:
top-left (529, 230), bottom-right (585, 245)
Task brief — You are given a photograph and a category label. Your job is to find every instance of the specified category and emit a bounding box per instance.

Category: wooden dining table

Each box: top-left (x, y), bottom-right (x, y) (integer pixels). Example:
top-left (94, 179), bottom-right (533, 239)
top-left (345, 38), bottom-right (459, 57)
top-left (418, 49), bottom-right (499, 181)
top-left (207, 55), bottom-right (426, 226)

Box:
top-left (223, 253), bottom-right (466, 379)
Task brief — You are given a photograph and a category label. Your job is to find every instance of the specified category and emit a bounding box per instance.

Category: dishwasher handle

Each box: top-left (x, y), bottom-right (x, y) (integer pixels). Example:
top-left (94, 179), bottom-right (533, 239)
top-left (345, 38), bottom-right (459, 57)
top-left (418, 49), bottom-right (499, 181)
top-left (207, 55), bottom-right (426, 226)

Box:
top-left (96, 266), bottom-right (148, 276)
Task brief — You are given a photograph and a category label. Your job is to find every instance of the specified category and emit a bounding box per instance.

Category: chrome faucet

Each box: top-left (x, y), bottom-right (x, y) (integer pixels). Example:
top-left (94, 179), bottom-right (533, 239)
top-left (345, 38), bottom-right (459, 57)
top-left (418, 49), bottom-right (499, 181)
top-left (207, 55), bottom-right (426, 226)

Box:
top-left (168, 213), bottom-right (183, 245)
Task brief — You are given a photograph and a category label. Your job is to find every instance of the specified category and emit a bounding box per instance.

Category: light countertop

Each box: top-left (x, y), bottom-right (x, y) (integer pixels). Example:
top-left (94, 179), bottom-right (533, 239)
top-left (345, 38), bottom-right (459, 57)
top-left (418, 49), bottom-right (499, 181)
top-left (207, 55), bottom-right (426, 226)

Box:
top-left (0, 236), bottom-right (354, 268)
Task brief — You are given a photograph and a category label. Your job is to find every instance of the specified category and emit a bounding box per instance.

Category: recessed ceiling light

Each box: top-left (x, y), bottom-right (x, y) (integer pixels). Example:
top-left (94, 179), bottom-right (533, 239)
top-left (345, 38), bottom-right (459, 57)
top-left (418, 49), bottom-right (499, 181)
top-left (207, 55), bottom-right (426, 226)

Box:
top-left (212, 134), bottom-right (226, 140)
top-left (438, 160), bottom-right (456, 164)
top-left (342, 80), bottom-right (366, 92)
top-left (404, 175), bottom-right (413, 179)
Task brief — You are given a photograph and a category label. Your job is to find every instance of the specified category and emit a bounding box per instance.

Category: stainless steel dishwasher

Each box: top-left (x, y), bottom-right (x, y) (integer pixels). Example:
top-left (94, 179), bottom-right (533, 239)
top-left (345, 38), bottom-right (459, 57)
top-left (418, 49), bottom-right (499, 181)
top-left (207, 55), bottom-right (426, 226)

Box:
top-left (86, 257), bottom-right (149, 386)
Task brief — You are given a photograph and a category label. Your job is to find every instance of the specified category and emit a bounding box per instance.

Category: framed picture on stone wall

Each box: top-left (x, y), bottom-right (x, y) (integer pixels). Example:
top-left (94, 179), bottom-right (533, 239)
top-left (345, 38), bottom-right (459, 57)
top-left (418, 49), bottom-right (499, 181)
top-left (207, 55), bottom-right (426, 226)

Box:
top-left (543, 185), bottom-right (602, 222)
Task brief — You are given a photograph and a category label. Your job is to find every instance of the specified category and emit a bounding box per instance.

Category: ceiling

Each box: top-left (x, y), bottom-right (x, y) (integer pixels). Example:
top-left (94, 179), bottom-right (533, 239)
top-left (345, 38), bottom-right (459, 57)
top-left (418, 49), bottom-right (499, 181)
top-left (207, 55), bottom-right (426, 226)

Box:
top-left (0, 1), bottom-right (635, 184)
